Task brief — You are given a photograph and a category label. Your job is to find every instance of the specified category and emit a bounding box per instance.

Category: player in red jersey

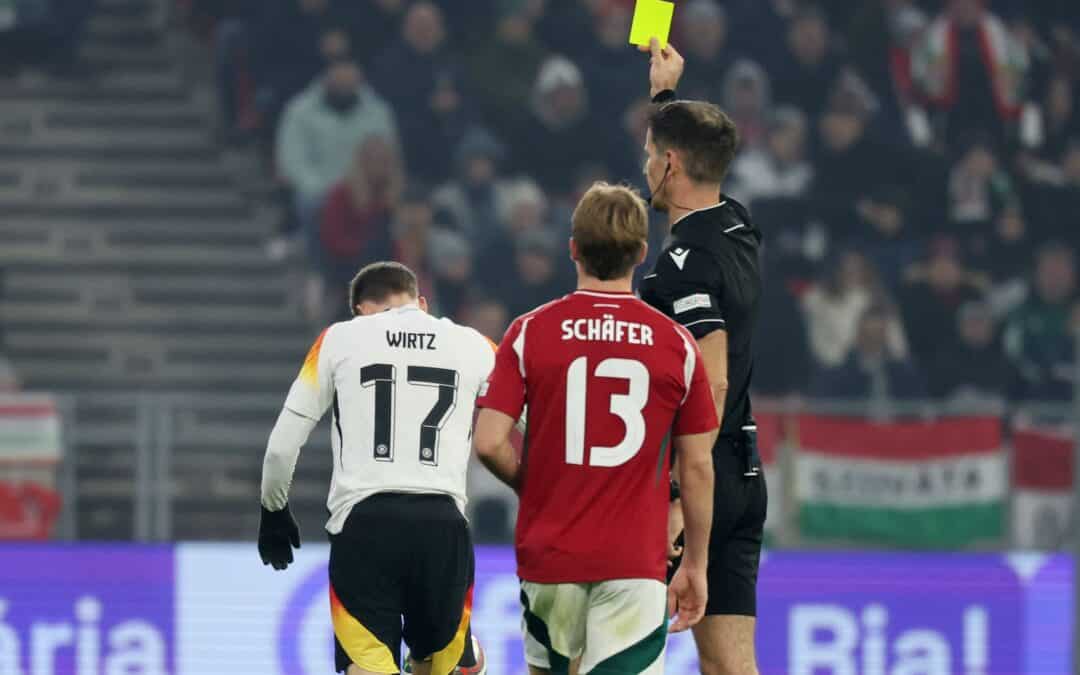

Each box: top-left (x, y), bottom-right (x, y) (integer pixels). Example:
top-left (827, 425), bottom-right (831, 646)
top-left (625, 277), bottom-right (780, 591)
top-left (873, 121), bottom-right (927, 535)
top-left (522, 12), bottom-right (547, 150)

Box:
top-left (474, 183), bottom-right (718, 674)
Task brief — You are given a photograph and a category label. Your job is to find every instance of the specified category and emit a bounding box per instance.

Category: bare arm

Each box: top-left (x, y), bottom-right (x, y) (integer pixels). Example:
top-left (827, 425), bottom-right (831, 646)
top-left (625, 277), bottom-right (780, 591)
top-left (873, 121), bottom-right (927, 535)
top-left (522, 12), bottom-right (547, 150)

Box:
top-left (474, 408), bottom-right (521, 491)
top-left (697, 329), bottom-right (729, 429)
top-left (672, 429), bottom-right (716, 570)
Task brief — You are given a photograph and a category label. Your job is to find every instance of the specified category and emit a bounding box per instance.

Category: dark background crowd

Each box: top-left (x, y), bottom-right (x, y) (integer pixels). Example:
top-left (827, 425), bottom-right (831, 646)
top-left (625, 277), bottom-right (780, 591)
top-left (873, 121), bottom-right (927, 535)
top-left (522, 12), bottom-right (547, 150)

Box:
top-left (176, 0), bottom-right (1080, 404)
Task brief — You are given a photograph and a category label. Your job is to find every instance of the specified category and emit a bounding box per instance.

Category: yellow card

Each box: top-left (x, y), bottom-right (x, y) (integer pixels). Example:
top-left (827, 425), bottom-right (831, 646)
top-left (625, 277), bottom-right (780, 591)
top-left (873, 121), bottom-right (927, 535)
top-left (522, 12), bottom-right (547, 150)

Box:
top-left (629, 0), bottom-right (675, 48)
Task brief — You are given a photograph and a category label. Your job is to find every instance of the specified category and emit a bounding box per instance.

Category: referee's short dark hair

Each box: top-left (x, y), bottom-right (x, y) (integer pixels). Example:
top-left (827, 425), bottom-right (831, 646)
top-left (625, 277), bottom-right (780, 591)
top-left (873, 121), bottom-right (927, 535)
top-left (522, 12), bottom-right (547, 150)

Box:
top-left (349, 261), bottom-right (418, 314)
top-left (649, 100), bottom-right (739, 184)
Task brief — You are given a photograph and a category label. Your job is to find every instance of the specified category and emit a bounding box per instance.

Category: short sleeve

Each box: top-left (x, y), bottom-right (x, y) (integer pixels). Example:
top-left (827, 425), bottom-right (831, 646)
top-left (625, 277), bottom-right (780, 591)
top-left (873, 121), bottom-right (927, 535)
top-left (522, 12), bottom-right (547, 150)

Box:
top-left (468, 329), bottom-right (498, 397)
top-left (283, 326), bottom-right (335, 421)
top-left (641, 247), bottom-right (726, 340)
top-left (672, 329), bottom-right (719, 437)
top-left (476, 318), bottom-right (527, 421)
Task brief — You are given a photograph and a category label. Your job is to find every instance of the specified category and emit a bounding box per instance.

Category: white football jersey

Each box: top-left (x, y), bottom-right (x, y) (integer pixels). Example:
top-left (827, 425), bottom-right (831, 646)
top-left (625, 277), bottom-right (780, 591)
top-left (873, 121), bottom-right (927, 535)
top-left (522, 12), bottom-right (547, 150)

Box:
top-left (283, 304), bottom-right (496, 534)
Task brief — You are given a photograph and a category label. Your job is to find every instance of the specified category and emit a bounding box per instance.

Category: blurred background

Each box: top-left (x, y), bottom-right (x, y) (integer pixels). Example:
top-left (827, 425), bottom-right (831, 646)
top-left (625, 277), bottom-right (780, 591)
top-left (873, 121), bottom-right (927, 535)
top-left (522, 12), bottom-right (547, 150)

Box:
top-left (0, 0), bottom-right (1076, 672)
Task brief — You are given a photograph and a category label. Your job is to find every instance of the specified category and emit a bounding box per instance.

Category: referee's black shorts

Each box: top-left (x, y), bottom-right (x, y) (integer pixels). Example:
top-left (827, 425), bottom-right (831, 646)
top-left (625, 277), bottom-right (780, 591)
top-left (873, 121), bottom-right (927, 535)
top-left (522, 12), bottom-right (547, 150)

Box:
top-left (668, 436), bottom-right (767, 617)
top-left (329, 493), bottom-right (474, 674)
top-left (704, 436), bottom-right (767, 616)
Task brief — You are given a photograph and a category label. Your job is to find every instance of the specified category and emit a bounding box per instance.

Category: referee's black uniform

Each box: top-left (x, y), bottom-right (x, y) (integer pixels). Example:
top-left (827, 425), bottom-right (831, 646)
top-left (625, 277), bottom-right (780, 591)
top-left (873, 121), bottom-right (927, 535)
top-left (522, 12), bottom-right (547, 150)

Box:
top-left (640, 194), bottom-right (767, 618)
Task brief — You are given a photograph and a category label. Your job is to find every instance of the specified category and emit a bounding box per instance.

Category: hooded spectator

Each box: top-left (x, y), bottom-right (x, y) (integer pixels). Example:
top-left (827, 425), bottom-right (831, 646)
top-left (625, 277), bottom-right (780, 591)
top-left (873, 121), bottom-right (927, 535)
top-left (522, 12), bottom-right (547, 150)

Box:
top-left (721, 59), bottom-right (772, 151)
top-left (510, 56), bottom-right (605, 197)
top-left (371, 2), bottom-right (467, 180)
top-left (811, 304), bottom-right (926, 400)
top-left (802, 250), bottom-right (909, 368)
top-left (1004, 243), bottom-right (1079, 401)
top-left (674, 0), bottom-right (736, 102)
top-left (277, 59), bottom-right (398, 263)
top-left (432, 127), bottom-right (511, 247)
top-left (912, 0), bottom-right (1029, 150)
top-left (727, 105), bottom-right (814, 208)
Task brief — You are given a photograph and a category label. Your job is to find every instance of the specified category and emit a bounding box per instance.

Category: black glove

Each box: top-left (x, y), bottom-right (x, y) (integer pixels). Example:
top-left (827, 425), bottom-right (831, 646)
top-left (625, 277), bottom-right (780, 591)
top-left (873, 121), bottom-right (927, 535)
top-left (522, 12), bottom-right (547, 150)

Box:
top-left (259, 504), bottom-right (300, 570)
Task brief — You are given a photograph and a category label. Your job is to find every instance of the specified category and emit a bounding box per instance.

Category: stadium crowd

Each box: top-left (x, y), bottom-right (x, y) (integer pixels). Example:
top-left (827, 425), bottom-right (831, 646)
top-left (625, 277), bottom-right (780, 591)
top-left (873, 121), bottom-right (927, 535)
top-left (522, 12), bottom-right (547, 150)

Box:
top-left (185, 0), bottom-right (1080, 404)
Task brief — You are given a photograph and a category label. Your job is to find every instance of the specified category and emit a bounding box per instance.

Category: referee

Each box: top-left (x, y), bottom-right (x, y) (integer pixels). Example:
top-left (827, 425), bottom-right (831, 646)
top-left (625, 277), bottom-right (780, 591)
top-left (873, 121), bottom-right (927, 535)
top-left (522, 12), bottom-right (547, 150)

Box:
top-left (637, 40), bottom-right (765, 675)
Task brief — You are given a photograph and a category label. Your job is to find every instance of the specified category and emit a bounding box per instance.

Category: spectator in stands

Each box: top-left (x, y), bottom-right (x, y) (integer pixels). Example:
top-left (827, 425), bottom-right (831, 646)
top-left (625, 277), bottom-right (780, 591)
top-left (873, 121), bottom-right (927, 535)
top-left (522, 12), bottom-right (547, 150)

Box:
top-left (277, 58), bottom-right (397, 267)
top-left (318, 135), bottom-right (403, 317)
top-left (811, 304), bottom-right (926, 400)
top-left (466, 0), bottom-right (547, 142)
top-left (1028, 75), bottom-right (1078, 161)
top-left (947, 134), bottom-right (1017, 241)
top-left (427, 228), bottom-right (473, 319)
top-left (929, 301), bottom-right (1008, 400)
top-left (575, 0), bottom-right (641, 124)
top-left (460, 294), bottom-right (511, 343)
top-left (727, 105), bottom-right (813, 208)
top-left (851, 186), bottom-right (922, 290)
top-left (496, 229), bottom-right (570, 319)
top-left (812, 99), bottom-right (884, 238)
top-left (432, 127), bottom-right (510, 248)
top-left (476, 178), bottom-right (548, 289)
top-left (721, 59), bottom-right (772, 152)
top-left (509, 55), bottom-right (603, 197)
top-left (802, 250), bottom-right (909, 369)
top-left (250, 0), bottom-right (351, 133)
top-left (846, 0), bottom-right (929, 145)
top-left (900, 236), bottom-right (990, 369)
top-left (1004, 242), bottom-right (1078, 401)
top-left (912, 0), bottom-right (1029, 150)
top-left (371, 2), bottom-right (466, 181)
top-left (673, 0), bottom-right (735, 102)
top-left (771, 5), bottom-right (844, 119)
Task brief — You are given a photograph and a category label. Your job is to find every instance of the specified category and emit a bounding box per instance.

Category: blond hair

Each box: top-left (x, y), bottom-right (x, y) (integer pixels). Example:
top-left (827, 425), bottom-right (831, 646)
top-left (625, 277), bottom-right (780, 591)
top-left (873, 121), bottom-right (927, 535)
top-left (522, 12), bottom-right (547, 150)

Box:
top-left (571, 182), bottom-right (649, 280)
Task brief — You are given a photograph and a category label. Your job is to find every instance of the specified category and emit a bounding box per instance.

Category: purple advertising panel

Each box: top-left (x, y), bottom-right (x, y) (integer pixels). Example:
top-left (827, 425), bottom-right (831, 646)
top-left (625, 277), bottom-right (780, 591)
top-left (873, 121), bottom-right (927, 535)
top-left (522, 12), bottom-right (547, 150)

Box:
top-left (0, 544), bottom-right (1071, 674)
top-left (758, 552), bottom-right (1026, 674)
top-left (0, 545), bottom-right (174, 675)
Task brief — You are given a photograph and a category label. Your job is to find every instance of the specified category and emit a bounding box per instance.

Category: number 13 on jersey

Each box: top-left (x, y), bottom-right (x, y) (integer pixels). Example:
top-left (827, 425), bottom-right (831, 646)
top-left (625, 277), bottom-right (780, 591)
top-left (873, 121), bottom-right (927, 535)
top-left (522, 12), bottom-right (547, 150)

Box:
top-left (565, 357), bottom-right (650, 467)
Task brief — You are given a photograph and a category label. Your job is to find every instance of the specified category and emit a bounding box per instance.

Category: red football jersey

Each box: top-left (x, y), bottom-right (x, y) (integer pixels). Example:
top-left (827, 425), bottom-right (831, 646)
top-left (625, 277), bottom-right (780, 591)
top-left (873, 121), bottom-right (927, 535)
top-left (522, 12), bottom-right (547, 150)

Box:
top-left (478, 290), bottom-right (718, 583)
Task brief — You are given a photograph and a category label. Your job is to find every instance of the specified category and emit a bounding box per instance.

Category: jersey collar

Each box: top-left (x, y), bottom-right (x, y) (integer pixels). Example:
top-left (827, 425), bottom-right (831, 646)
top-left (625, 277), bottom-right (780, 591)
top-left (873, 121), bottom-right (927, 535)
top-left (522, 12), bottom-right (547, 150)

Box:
top-left (573, 290), bottom-right (636, 298)
top-left (670, 200), bottom-right (727, 231)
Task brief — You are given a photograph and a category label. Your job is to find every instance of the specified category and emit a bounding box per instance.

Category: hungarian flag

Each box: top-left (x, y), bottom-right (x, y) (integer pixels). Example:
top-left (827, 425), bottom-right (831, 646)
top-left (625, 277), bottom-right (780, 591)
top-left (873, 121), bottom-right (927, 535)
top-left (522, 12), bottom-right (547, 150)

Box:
top-left (1012, 425), bottom-right (1073, 550)
top-left (794, 415), bottom-right (1006, 547)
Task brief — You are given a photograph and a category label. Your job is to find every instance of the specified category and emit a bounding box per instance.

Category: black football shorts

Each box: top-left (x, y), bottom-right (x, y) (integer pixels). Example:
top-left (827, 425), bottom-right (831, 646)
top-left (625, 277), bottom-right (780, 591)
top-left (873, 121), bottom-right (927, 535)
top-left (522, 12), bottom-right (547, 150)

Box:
top-left (668, 436), bottom-right (767, 617)
top-left (329, 493), bottom-right (474, 674)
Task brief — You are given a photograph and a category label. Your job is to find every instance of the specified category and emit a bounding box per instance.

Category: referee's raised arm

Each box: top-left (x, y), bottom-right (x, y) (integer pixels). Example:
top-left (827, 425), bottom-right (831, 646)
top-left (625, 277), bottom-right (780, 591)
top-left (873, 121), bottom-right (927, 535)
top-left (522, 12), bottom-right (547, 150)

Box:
top-left (641, 37), bottom-right (685, 100)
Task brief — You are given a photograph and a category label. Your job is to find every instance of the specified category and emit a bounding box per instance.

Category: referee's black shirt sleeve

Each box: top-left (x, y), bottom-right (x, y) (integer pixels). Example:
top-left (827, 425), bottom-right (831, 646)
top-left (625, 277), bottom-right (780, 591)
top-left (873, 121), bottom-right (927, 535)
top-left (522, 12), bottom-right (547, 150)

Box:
top-left (641, 246), bottom-right (727, 340)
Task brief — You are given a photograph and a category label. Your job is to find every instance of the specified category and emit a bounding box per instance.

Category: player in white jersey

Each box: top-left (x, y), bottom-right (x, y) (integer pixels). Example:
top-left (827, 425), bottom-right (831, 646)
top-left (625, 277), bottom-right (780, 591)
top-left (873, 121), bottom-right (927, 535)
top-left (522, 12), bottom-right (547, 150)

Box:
top-left (258, 262), bottom-right (493, 675)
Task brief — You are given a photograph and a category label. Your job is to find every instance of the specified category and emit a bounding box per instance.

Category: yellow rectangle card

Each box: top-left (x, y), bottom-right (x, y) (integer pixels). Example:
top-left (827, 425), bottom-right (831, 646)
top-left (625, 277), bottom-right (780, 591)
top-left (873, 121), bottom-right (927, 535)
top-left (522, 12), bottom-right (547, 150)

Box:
top-left (628, 0), bottom-right (675, 49)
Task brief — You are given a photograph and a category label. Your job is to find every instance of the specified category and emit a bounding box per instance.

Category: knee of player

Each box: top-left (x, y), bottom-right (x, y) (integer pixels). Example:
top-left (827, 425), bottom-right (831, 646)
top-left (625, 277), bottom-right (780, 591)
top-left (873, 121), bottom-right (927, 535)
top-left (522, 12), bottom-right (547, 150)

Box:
top-left (698, 655), bottom-right (758, 675)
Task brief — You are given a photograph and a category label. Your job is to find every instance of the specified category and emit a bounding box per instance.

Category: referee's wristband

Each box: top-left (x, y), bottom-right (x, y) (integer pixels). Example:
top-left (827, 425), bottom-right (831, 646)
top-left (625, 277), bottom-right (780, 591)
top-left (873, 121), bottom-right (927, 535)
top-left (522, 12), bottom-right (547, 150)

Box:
top-left (652, 89), bottom-right (677, 104)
